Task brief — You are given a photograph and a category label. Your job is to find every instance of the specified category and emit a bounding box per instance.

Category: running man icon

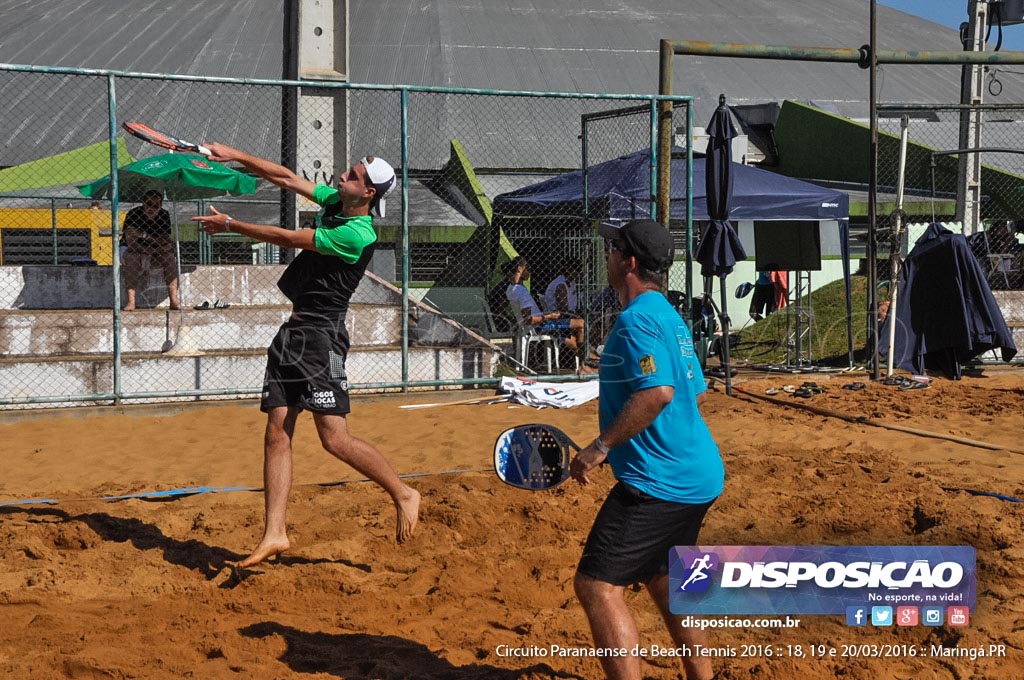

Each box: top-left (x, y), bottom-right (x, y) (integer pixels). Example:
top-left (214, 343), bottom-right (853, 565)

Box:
top-left (680, 553), bottom-right (715, 592)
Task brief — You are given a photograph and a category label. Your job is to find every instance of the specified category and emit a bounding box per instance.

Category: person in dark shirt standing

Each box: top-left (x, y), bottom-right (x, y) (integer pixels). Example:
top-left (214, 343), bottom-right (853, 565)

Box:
top-left (121, 190), bottom-right (180, 311)
top-left (193, 144), bottom-right (419, 569)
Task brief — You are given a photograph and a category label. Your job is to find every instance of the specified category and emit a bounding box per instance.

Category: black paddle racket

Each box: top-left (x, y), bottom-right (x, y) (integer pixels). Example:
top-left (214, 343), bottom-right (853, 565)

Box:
top-left (122, 122), bottom-right (211, 156)
top-left (493, 424), bottom-right (578, 490)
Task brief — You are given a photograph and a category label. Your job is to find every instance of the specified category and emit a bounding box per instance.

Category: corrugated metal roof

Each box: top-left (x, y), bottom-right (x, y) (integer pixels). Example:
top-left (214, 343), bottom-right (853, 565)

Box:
top-left (0, 0), bottom-right (284, 167)
top-left (354, 0), bottom-right (1024, 169)
top-left (348, 0), bottom-right (1004, 111)
top-left (4, 0), bottom-right (1024, 174)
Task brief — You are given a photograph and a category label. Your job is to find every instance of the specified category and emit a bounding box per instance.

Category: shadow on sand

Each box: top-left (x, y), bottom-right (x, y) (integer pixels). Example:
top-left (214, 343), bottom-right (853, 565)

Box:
top-left (0, 506), bottom-right (370, 588)
top-left (241, 622), bottom-right (587, 680)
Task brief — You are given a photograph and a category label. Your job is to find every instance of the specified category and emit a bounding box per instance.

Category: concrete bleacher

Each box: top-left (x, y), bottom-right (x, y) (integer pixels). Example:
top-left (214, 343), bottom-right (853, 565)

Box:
top-left (0, 265), bottom-right (499, 407)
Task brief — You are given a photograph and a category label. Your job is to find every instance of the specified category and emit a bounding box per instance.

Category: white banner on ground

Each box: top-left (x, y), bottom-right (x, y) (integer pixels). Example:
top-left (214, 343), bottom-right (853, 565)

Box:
top-left (498, 376), bottom-right (599, 409)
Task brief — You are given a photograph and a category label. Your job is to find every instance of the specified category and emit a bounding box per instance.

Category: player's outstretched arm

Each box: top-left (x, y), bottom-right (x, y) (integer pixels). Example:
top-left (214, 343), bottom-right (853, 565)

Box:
top-left (205, 142), bottom-right (317, 201)
top-left (193, 206), bottom-right (317, 251)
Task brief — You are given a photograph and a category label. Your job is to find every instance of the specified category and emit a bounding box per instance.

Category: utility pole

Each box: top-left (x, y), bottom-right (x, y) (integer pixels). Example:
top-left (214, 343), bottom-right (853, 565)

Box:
top-left (957, 0), bottom-right (988, 236)
top-left (283, 0), bottom-right (350, 263)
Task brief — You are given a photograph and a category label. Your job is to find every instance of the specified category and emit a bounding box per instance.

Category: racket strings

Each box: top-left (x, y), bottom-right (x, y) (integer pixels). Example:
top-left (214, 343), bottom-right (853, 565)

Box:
top-left (525, 429), bottom-right (570, 485)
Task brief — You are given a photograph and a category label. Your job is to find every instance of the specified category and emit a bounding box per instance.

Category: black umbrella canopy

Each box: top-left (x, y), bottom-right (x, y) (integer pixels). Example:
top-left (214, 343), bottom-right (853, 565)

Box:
top-left (696, 219), bottom-right (748, 277)
top-left (696, 97), bottom-right (747, 277)
top-left (704, 99), bottom-right (736, 222)
top-left (695, 96), bottom-right (747, 396)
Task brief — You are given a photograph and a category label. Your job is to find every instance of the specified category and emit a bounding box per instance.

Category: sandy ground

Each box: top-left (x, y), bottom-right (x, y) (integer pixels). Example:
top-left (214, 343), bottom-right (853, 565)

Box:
top-left (1, 369), bottom-right (1022, 679)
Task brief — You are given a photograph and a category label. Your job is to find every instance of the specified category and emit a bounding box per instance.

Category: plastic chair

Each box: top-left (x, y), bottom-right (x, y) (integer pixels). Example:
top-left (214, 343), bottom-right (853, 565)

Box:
top-left (506, 288), bottom-right (575, 373)
top-left (514, 319), bottom-right (560, 373)
top-left (478, 294), bottom-right (514, 340)
top-left (980, 225), bottom-right (1023, 290)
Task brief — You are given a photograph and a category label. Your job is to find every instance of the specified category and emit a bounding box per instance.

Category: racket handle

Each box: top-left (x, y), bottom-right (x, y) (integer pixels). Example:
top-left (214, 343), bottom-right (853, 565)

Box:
top-left (196, 144), bottom-right (212, 156)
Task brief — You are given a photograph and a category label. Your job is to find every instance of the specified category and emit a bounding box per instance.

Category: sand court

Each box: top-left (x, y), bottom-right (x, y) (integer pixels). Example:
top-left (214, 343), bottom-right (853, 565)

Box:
top-left (1, 370), bottom-right (1022, 678)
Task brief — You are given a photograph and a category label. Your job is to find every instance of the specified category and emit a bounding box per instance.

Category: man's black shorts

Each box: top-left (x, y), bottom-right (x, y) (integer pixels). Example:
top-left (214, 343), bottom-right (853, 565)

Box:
top-left (260, 322), bottom-right (351, 415)
top-left (577, 481), bottom-right (715, 587)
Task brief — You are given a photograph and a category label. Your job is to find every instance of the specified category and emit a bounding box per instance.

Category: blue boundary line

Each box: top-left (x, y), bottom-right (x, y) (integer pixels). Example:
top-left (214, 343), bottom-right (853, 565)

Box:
top-left (6, 477), bottom-right (1019, 509)
top-left (942, 487), bottom-right (1023, 503)
top-left (0, 469), bottom-right (490, 508)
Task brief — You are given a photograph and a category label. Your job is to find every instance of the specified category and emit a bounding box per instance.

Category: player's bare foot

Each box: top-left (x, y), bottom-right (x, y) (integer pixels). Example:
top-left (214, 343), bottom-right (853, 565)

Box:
top-left (122, 305), bottom-right (136, 312)
top-left (235, 538), bottom-right (290, 568)
top-left (395, 487), bottom-right (420, 543)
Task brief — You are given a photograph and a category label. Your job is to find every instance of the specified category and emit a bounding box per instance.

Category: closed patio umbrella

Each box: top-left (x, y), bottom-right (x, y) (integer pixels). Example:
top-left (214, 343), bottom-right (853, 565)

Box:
top-left (695, 95), bottom-right (747, 396)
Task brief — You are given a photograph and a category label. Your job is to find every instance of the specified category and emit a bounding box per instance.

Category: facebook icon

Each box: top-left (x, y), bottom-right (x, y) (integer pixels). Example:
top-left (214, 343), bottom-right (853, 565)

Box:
top-left (846, 606), bottom-right (867, 626)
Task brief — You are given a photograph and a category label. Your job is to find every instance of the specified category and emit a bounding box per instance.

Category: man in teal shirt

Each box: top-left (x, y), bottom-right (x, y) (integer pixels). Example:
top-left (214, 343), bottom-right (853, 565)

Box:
top-left (569, 219), bottom-right (724, 680)
top-left (193, 144), bottom-right (419, 569)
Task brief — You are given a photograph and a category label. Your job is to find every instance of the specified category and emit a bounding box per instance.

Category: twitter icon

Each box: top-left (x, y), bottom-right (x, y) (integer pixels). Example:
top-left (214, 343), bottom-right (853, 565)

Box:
top-left (871, 606), bottom-right (893, 626)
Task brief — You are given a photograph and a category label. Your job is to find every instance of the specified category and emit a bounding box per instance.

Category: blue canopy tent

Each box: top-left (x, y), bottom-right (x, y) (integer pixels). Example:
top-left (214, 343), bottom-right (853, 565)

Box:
top-left (493, 148), bottom-right (849, 222)
top-left (493, 148), bottom-right (854, 366)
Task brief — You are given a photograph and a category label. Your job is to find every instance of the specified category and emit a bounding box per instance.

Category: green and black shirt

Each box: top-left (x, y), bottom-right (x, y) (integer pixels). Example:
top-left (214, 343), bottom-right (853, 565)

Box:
top-left (276, 184), bottom-right (377, 335)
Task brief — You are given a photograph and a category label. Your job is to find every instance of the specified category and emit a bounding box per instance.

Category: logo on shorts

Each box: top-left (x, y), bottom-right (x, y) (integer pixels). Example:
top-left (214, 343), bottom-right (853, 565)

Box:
top-left (639, 354), bottom-right (657, 375)
top-left (678, 551), bottom-right (719, 593)
top-left (310, 390), bottom-right (337, 408)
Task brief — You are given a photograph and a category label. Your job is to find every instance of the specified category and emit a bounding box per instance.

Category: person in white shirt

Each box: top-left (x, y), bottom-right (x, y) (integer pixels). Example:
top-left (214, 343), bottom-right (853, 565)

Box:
top-left (543, 256), bottom-right (581, 314)
top-left (503, 257), bottom-right (590, 367)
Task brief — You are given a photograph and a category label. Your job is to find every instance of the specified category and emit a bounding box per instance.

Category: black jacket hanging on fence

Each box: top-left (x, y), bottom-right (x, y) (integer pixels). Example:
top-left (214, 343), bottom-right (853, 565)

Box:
top-left (880, 223), bottom-right (1017, 378)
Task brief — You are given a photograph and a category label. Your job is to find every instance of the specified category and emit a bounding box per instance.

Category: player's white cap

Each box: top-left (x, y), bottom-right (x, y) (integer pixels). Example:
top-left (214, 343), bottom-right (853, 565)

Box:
top-left (360, 156), bottom-right (397, 218)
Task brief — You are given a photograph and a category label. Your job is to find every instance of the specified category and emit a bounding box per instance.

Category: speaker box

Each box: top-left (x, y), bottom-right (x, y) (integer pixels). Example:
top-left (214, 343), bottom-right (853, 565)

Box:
top-left (754, 221), bottom-right (822, 271)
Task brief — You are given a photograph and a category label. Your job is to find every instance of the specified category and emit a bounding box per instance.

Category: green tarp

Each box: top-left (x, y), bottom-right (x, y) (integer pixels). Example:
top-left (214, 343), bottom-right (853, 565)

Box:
top-left (0, 139), bottom-right (135, 193)
top-left (428, 139), bottom-right (518, 289)
top-left (425, 139), bottom-right (494, 227)
top-left (422, 140), bottom-right (519, 334)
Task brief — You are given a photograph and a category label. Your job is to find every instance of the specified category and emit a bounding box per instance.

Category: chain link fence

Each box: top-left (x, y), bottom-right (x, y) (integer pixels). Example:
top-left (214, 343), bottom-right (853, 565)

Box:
top-left (877, 104), bottom-right (1024, 364)
top-left (0, 64), bottom-right (691, 408)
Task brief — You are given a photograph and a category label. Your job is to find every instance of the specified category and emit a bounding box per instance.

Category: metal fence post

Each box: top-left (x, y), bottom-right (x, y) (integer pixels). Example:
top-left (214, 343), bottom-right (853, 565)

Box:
top-left (108, 73), bottom-right (122, 405)
top-left (400, 87), bottom-right (410, 392)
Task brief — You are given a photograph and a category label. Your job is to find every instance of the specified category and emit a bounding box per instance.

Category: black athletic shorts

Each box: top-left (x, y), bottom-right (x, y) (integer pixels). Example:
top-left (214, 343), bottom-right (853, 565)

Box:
top-left (577, 481), bottom-right (715, 587)
top-left (260, 322), bottom-right (351, 415)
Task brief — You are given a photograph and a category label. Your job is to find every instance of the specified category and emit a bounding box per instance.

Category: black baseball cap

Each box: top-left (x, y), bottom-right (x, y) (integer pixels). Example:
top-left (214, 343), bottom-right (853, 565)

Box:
top-left (599, 219), bottom-right (675, 273)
